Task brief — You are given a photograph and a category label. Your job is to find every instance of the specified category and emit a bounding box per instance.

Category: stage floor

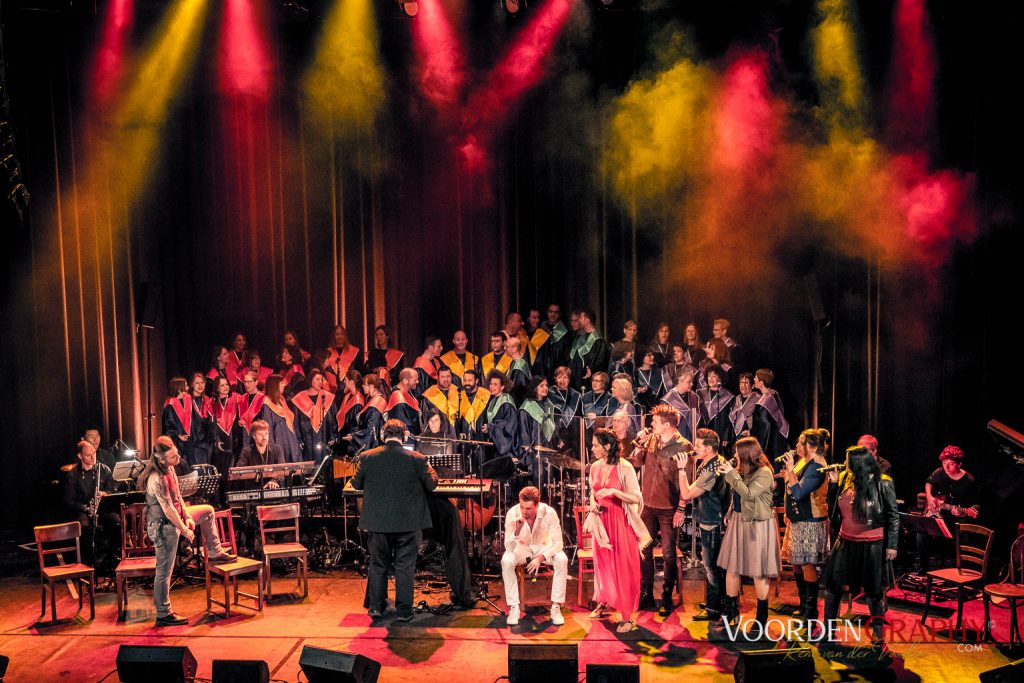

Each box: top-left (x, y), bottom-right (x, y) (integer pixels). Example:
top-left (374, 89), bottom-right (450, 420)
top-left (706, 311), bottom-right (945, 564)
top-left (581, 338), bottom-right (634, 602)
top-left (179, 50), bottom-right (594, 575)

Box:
top-left (0, 567), bottom-right (1017, 682)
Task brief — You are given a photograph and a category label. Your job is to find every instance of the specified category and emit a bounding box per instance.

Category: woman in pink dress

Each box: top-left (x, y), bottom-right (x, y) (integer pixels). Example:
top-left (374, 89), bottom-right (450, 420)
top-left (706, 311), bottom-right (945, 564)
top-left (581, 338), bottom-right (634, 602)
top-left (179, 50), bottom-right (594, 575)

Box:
top-left (587, 427), bottom-right (650, 632)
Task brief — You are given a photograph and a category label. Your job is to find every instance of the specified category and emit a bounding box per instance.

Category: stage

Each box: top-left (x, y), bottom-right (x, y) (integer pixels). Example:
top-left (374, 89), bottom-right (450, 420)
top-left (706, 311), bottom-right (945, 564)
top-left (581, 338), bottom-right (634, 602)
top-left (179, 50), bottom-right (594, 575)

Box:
top-left (0, 567), bottom-right (1017, 682)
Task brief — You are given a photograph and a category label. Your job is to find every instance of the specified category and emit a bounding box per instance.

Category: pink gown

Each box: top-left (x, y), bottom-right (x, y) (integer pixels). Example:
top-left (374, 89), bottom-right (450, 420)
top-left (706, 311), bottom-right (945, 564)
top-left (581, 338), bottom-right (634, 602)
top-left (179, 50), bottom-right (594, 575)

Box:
top-left (592, 464), bottom-right (641, 616)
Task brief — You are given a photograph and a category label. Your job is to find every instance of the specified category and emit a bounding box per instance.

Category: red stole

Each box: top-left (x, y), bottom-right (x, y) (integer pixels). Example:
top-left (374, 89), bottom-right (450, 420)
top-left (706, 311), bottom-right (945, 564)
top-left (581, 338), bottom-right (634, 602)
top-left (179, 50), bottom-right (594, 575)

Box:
top-left (208, 365), bottom-right (238, 385)
top-left (164, 396), bottom-right (192, 436)
top-left (360, 394), bottom-right (388, 416)
top-left (282, 365), bottom-right (305, 385)
top-left (325, 345), bottom-right (360, 376)
top-left (414, 355), bottom-right (439, 381)
top-left (385, 389), bottom-right (420, 414)
top-left (337, 391), bottom-right (365, 429)
top-left (193, 395), bottom-right (213, 419)
top-left (164, 470), bottom-right (185, 519)
top-left (255, 366), bottom-right (273, 384)
top-left (384, 349), bottom-right (404, 369)
top-left (292, 390), bottom-right (335, 433)
top-left (213, 394), bottom-right (239, 435)
top-left (237, 392), bottom-right (266, 432)
top-left (265, 399), bottom-right (296, 433)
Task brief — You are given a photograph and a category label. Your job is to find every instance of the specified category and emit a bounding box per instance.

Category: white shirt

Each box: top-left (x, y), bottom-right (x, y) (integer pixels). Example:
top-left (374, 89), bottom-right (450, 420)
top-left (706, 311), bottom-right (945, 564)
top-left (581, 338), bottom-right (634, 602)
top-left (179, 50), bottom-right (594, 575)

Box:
top-left (504, 503), bottom-right (563, 559)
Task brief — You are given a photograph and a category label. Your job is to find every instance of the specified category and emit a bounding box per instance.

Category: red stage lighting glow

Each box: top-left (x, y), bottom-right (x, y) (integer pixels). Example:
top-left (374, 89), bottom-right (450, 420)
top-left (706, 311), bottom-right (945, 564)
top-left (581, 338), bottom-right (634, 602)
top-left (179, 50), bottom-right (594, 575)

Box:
top-left (411, 0), bottom-right (466, 113)
top-left (91, 0), bottom-right (134, 106)
top-left (896, 154), bottom-right (977, 265)
top-left (887, 0), bottom-right (936, 148)
top-left (218, 0), bottom-right (272, 98)
top-left (712, 51), bottom-right (778, 174)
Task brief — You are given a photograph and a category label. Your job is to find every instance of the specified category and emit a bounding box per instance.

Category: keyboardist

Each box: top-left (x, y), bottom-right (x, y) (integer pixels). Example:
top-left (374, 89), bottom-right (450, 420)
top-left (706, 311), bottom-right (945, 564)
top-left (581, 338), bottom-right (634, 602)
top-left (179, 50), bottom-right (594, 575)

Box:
top-left (235, 420), bottom-right (284, 489)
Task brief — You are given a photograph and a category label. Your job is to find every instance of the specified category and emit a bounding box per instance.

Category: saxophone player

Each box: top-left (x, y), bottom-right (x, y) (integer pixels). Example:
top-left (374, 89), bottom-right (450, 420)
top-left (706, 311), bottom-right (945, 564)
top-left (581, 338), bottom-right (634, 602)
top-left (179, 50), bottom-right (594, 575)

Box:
top-left (63, 440), bottom-right (118, 569)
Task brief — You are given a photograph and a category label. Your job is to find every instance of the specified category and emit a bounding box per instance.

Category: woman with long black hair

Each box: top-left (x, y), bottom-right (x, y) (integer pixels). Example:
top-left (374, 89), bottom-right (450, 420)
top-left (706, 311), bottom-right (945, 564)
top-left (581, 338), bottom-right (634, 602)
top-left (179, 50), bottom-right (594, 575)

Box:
top-left (822, 445), bottom-right (899, 645)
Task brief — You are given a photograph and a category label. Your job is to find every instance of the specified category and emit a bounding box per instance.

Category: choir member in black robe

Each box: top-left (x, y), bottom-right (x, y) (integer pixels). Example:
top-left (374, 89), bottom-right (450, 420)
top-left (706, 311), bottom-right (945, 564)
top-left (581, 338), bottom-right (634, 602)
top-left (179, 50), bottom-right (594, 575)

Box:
top-left (610, 375), bottom-right (642, 435)
top-left (162, 374), bottom-right (214, 471)
top-left (523, 308), bottom-right (550, 372)
top-left (697, 365), bottom-right (736, 451)
top-left (237, 370), bottom-right (267, 450)
top-left (505, 336), bottom-right (533, 403)
top-left (568, 309), bottom-right (611, 391)
top-left (481, 370), bottom-right (518, 469)
top-left (582, 371), bottom-right (618, 429)
top-left (480, 331), bottom-right (511, 378)
top-left (282, 329), bottom-right (313, 371)
top-left (681, 323), bottom-right (707, 367)
top-left (241, 350), bottom-right (273, 392)
top-left (346, 375), bottom-right (387, 453)
top-left (440, 330), bottom-right (479, 390)
top-left (275, 347), bottom-right (306, 398)
top-left (420, 366), bottom-right (460, 434)
top-left (648, 323), bottom-right (672, 367)
top-left (210, 377), bottom-right (241, 497)
top-left (660, 367), bottom-right (700, 443)
top-left (260, 374), bottom-right (304, 463)
top-left (385, 368), bottom-right (421, 440)
top-left (320, 325), bottom-right (366, 394)
top-left (611, 320), bottom-right (638, 374)
top-left (635, 351), bottom-right (665, 412)
top-left (292, 369), bottom-right (337, 465)
top-left (537, 304), bottom-right (571, 379)
top-left (728, 372), bottom-right (758, 439)
top-left (228, 332), bottom-right (249, 381)
top-left (712, 318), bottom-right (740, 369)
top-left (696, 338), bottom-right (735, 391)
top-left (413, 336), bottom-right (444, 400)
top-left (206, 346), bottom-right (234, 394)
top-left (517, 376), bottom-right (559, 487)
top-left (457, 371), bottom-right (491, 472)
top-left (365, 325), bottom-right (404, 388)
top-left (334, 370), bottom-right (365, 455)
top-left (548, 366), bottom-right (582, 454)
top-left (503, 311), bottom-right (530, 356)
top-left (750, 368), bottom-right (790, 460)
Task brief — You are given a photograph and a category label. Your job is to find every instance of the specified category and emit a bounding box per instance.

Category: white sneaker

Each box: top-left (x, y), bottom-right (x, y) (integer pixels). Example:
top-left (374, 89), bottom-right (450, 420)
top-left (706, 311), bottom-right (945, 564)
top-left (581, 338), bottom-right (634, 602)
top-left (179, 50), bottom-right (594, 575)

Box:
top-left (507, 605), bottom-right (521, 626)
top-left (550, 604), bottom-right (565, 626)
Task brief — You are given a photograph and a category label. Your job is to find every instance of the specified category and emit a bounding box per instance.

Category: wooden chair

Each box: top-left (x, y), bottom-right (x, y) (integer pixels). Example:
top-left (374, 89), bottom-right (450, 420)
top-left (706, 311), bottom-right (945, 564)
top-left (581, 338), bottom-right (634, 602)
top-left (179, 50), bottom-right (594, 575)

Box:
top-left (983, 534), bottom-right (1024, 647)
top-left (114, 503), bottom-right (157, 620)
top-left (573, 506), bottom-right (595, 607)
top-left (257, 503), bottom-right (309, 601)
top-left (921, 522), bottom-right (994, 633)
top-left (33, 521), bottom-right (95, 623)
top-left (203, 509), bottom-right (264, 617)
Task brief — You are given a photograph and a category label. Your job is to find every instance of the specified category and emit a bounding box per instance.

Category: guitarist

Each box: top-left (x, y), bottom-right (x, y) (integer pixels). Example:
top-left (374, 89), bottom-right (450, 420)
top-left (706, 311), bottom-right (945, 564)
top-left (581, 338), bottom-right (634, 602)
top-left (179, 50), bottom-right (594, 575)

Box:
top-left (919, 445), bottom-right (980, 572)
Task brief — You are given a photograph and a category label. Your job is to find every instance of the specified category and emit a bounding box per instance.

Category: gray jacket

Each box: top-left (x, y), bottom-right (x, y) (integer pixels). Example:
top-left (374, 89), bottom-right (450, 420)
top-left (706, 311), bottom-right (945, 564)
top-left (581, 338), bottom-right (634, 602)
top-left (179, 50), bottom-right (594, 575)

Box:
top-left (724, 466), bottom-right (775, 522)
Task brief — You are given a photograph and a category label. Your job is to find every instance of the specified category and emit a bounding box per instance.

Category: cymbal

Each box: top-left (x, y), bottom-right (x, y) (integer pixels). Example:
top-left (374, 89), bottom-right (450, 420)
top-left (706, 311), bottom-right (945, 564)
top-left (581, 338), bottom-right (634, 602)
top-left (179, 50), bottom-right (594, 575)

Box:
top-left (532, 445), bottom-right (562, 454)
top-left (546, 453), bottom-right (582, 469)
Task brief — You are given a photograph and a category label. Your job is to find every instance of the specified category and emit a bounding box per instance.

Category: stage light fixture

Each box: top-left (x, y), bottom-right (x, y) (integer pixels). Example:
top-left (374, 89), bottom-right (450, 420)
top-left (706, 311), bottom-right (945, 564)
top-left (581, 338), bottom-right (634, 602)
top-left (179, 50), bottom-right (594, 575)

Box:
top-left (502, 0), bottom-right (525, 15)
top-left (397, 0), bottom-right (418, 16)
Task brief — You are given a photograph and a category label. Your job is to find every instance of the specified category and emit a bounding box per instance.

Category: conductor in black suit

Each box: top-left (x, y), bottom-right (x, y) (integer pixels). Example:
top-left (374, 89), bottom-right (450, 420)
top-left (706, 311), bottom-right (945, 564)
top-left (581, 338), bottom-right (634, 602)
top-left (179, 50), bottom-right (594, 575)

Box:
top-left (354, 418), bottom-right (438, 620)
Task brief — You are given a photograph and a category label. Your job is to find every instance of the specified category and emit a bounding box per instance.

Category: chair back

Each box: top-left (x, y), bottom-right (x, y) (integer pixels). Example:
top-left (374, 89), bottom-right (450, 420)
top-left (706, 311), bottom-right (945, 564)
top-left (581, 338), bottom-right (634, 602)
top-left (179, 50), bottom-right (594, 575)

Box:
top-left (956, 523), bottom-right (994, 577)
top-left (206, 509), bottom-right (240, 556)
top-left (572, 506), bottom-right (592, 552)
top-left (1007, 534), bottom-right (1024, 586)
top-left (34, 522), bottom-right (83, 571)
top-left (120, 503), bottom-right (155, 559)
top-left (257, 503), bottom-right (301, 547)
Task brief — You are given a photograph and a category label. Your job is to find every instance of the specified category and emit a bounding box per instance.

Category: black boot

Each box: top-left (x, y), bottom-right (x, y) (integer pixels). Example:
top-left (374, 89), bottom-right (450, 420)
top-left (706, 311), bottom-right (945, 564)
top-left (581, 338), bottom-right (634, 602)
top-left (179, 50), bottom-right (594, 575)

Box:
top-left (658, 586), bottom-right (674, 617)
top-left (792, 572), bottom-right (806, 617)
top-left (867, 597), bottom-right (886, 646)
top-left (802, 578), bottom-right (821, 640)
top-left (710, 595), bottom-right (739, 640)
top-left (638, 584), bottom-right (655, 611)
top-left (823, 590), bottom-right (841, 625)
top-left (747, 599), bottom-right (771, 640)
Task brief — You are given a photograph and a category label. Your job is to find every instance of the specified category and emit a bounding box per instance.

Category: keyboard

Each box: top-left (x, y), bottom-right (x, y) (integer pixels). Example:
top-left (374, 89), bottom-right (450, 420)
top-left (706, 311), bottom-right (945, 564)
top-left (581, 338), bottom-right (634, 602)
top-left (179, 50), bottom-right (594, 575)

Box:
top-left (226, 485), bottom-right (324, 504)
top-left (343, 478), bottom-right (494, 499)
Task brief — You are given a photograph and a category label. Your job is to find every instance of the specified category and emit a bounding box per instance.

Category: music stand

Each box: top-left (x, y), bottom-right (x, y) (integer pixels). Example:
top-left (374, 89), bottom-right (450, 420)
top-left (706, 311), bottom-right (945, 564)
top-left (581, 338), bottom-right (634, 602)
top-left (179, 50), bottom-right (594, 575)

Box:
top-left (112, 460), bottom-right (142, 485)
top-left (901, 512), bottom-right (952, 540)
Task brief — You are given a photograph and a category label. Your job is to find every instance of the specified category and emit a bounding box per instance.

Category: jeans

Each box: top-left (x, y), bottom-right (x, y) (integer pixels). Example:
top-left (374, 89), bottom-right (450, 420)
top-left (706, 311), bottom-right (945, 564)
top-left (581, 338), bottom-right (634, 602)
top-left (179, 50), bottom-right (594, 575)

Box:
top-left (147, 519), bottom-right (180, 618)
top-left (365, 530), bottom-right (422, 615)
top-left (640, 507), bottom-right (677, 593)
top-left (699, 525), bottom-right (726, 613)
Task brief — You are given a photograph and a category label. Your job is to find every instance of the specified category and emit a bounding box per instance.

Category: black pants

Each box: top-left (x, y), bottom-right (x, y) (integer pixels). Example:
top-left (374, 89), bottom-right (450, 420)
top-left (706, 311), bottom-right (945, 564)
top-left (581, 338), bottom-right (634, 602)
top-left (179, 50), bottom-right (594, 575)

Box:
top-left (427, 498), bottom-right (473, 604)
top-left (699, 525), bottom-right (727, 613)
top-left (640, 507), bottom-right (677, 593)
top-left (366, 530), bottom-right (422, 615)
top-left (74, 511), bottom-right (120, 572)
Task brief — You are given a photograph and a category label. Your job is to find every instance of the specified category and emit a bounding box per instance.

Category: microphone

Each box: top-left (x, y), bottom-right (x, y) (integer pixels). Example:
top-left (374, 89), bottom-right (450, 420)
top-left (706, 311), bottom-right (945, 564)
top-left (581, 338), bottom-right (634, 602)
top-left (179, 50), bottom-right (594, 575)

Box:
top-left (773, 449), bottom-right (798, 463)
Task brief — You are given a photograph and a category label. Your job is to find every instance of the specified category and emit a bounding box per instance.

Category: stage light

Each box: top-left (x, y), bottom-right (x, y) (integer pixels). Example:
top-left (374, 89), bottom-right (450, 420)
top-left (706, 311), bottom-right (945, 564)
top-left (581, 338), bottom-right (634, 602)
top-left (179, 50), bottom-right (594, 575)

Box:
top-left (502, 0), bottom-right (524, 15)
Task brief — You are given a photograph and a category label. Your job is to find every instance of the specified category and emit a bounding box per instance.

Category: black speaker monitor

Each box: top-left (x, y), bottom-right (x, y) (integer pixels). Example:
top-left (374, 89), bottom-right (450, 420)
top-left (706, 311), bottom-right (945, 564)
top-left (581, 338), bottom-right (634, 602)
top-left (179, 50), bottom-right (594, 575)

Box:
top-left (508, 643), bottom-right (578, 683)
top-left (212, 659), bottom-right (269, 683)
top-left (298, 646), bottom-right (381, 683)
top-left (587, 663), bottom-right (639, 683)
top-left (733, 646), bottom-right (814, 683)
top-left (116, 645), bottom-right (197, 683)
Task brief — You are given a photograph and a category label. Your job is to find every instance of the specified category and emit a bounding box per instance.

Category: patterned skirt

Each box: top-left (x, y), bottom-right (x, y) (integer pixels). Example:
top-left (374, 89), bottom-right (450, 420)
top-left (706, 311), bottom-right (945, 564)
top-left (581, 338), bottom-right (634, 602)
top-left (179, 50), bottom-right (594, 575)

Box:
top-left (717, 510), bottom-right (781, 578)
top-left (781, 518), bottom-right (831, 565)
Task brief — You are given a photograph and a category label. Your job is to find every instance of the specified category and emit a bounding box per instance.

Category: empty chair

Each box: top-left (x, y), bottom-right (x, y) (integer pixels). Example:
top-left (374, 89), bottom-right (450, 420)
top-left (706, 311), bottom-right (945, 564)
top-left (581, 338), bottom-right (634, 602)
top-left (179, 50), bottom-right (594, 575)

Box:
top-left (34, 521), bottom-right (95, 623)
top-left (257, 503), bottom-right (309, 601)
top-left (203, 509), bottom-right (264, 617)
top-left (114, 503), bottom-right (157, 620)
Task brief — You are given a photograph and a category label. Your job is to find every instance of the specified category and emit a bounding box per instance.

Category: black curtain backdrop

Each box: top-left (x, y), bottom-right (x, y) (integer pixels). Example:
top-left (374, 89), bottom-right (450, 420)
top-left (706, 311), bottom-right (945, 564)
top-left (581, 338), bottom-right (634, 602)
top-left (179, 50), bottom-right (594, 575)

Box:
top-left (0, 0), bottom-right (1021, 546)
